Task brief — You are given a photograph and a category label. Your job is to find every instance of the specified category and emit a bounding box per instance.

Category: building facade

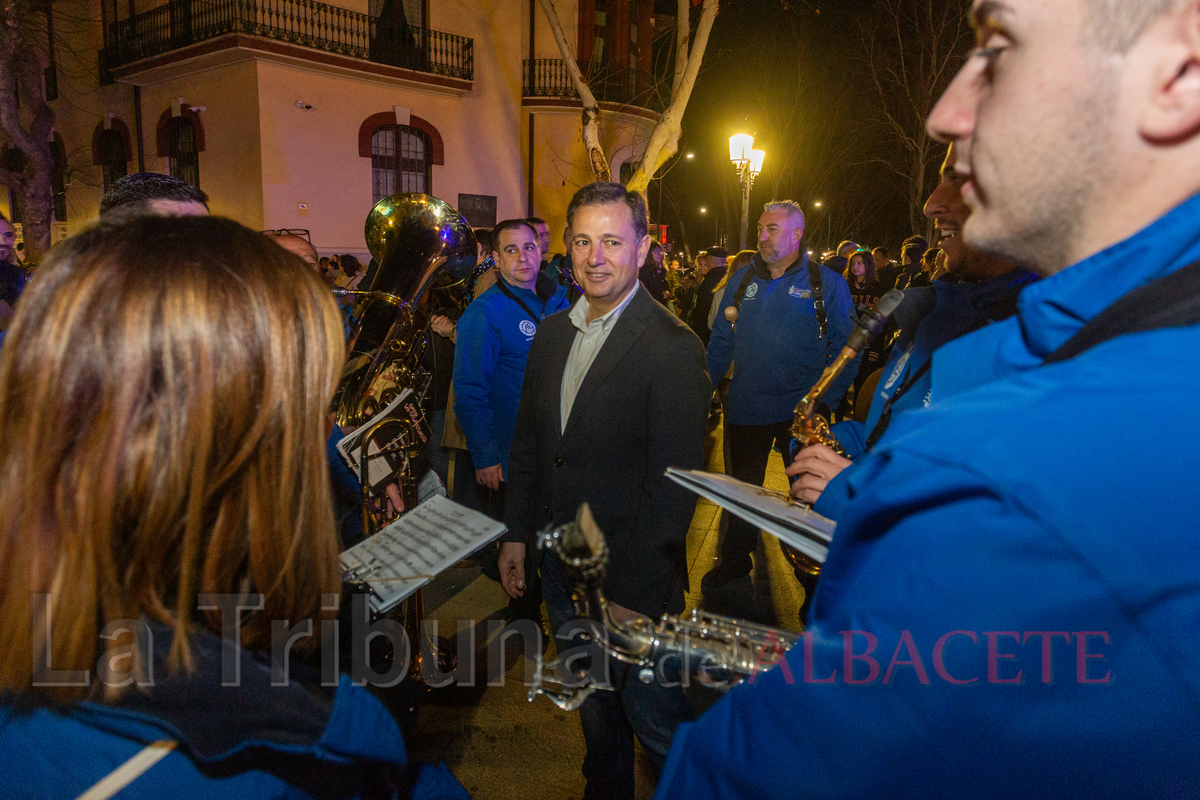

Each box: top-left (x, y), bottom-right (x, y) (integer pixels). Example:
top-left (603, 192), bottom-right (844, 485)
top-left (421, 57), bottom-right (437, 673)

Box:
top-left (2, 0), bottom-right (670, 259)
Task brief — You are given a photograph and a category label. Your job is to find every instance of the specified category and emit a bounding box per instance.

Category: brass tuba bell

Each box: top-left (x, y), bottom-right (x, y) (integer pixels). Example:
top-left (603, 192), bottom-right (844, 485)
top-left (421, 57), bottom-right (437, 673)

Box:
top-left (332, 193), bottom-right (476, 514)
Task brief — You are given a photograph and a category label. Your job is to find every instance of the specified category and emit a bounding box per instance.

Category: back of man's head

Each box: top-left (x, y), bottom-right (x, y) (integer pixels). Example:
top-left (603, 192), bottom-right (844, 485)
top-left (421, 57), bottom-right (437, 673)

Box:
top-left (901, 236), bottom-right (929, 265)
top-left (837, 240), bottom-right (859, 258)
top-left (100, 173), bottom-right (209, 217)
top-left (263, 232), bottom-right (318, 269)
top-left (566, 182), bottom-right (648, 240)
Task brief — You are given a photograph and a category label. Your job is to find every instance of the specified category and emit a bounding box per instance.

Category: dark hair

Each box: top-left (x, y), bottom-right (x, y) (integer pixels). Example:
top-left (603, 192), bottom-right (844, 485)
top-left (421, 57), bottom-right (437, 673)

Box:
top-left (526, 217), bottom-right (547, 227)
top-left (843, 248), bottom-right (877, 284)
top-left (872, 246), bottom-right (890, 259)
top-left (338, 254), bottom-right (363, 275)
top-left (901, 235), bottom-right (929, 264)
top-left (922, 248), bottom-right (941, 269)
top-left (473, 227), bottom-right (493, 253)
top-left (492, 219), bottom-right (538, 251)
top-left (566, 182), bottom-right (648, 241)
top-left (99, 173), bottom-right (209, 215)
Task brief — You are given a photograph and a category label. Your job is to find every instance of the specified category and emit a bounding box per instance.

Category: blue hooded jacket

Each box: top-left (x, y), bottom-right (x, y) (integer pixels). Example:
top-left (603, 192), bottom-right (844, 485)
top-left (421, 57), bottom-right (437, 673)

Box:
top-left (453, 275), bottom-right (569, 475)
top-left (825, 268), bottom-right (1037, 466)
top-left (707, 252), bottom-right (858, 425)
top-left (654, 192), bottom-right (1200, 799)
top-left (0, 623), bottom-right (467, 799)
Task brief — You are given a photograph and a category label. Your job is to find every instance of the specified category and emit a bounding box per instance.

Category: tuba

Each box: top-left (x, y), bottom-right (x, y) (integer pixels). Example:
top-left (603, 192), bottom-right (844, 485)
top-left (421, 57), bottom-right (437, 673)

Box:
top-left (332, 194), bottom-right (476, 523)
top-left (333, 195), bottom-right (474, 692)
top-left (529, 504), bottom-right (799, 710)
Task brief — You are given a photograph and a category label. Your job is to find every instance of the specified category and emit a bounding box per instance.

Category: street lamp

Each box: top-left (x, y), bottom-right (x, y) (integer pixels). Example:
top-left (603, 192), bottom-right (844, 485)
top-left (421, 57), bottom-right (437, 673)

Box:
top-left (730, 134), bottom-right (765, 250)
top-left (699, 206), bottom-right (717, 245)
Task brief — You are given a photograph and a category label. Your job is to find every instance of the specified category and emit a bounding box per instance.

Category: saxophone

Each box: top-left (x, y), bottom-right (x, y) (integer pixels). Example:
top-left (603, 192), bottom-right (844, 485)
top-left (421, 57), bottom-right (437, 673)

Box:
top-left (528, 504), bottom-right (799, 711)
top-left (783, 289), bottom-right (905, 579)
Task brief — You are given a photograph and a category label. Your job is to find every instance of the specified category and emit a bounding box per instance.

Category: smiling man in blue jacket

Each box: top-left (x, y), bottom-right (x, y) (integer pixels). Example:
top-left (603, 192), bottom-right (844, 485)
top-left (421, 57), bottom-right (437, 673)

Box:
top-left (655, 0), bottom-right (1200, 797)
top-left (453, 219), bottom-right (570, 508)
top-left (701, 200), bottom-right (857, 609)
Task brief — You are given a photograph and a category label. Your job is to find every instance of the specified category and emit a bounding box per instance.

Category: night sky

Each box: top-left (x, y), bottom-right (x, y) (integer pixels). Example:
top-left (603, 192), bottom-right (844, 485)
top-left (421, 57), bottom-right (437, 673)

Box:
top-left (654, 0), bottom-right (973, 257)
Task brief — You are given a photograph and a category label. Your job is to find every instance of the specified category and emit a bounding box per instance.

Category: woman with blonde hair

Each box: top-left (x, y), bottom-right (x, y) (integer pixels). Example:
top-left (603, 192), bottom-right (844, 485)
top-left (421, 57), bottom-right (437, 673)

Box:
top-left (0, 215), bottom-right (464, 798)
top-left (707, 249), bottom-right (756, 332)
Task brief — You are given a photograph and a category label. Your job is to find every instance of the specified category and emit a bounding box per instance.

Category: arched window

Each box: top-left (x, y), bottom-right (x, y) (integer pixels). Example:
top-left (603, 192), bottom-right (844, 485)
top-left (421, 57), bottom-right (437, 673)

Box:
top-left (166, 116), bottom-right (199, 188)
top-left (371, 124), bottom-right (431, 204)
top-left (97, 128), bottom-right (127, 190)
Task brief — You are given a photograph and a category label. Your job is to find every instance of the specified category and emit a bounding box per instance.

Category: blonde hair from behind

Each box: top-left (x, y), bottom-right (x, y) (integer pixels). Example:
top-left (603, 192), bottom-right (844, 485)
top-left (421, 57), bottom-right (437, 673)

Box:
top-left (0, 215), bottom-right (346, 700)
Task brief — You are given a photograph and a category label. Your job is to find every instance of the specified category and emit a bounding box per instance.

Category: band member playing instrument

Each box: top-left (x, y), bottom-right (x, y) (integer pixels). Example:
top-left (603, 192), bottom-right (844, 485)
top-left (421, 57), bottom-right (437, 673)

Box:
top-left (500, 182), bottom-right (711, 799)
top-left (786, 142), bottom-right (1036, 515)
top-left (0, 215), bottom-right (466, 798)
top-left (655, 0), bottom-right (1200, 796)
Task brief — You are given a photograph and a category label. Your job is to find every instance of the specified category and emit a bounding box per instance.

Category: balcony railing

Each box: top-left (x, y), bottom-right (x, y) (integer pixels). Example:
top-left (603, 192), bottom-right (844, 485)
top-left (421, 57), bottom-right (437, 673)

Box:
top-left (100, 0), bottom-right (472, 81)
top-left (523, 59), bottom-right (664, 113)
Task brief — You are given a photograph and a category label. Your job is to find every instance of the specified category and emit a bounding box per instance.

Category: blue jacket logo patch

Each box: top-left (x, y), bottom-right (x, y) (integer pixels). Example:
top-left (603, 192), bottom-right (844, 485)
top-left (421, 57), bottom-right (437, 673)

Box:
top-left (519, 320), bottom-right (537, 337)
top-left (789, 286), bottom-right (812, 300)
top-left (745, 282), bottom-right (759, 299)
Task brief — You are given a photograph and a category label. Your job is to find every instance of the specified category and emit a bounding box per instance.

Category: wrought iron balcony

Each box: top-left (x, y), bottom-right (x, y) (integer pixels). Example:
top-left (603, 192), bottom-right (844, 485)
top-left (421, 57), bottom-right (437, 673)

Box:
top-left (100, 0), bottom-right (473, 81)
top-left (523, 59), bottom-right (664, 113)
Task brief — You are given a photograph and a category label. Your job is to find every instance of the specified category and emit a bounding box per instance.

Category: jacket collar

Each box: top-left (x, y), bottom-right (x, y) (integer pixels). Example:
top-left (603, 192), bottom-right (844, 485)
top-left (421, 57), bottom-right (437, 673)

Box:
top-left (558, 285), bottom-right (652, 446)
top-left (1016, 190), bottom-right (1200, 358)
top-left (751, 249), bottom-right (808, 281)
top-left (71, 623), bottom-right (405, 767)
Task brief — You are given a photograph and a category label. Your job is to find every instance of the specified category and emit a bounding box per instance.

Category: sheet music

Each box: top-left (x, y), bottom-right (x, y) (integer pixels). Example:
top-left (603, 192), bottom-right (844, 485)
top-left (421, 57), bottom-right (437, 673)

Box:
top-left (340, 494), bottom-right (507, 614)
top-left (336, 388), bottom-right (427, 491)
top-left (666, 468), bottom-right (835, 565)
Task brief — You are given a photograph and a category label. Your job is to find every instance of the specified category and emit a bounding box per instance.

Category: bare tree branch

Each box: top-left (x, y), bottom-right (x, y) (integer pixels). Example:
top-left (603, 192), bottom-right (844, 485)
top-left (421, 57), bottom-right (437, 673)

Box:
top-left (627, 0), bottom-right (718, 194)
top-left (537, 0), bottom-right (611, 181)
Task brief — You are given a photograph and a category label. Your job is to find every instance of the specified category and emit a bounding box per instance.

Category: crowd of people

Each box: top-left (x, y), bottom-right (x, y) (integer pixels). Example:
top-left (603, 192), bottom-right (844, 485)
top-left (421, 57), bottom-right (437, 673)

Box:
top-left (2, 0), bottom-right (1199, 796)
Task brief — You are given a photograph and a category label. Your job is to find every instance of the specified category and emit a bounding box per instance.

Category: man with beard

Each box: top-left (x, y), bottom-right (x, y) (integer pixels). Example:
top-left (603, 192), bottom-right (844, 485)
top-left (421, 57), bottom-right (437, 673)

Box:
top-left (653, 0), bottom-right (1200, 796)
top-left (786, 142), bottom-right (1037, 514)
top-left (700, 201), bottom-right (856, 608)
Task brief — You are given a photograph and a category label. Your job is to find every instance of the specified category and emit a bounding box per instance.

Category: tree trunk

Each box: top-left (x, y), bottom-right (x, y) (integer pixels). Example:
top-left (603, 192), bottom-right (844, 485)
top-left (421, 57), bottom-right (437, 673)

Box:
top-left (0, 0), bottom-right (57, 262)
top-left (536, 0), bottom-right (717, 193)
top-left (536, 0), bottom-right (611, 182)
top-left (626, 0), bottom-right (718, 195)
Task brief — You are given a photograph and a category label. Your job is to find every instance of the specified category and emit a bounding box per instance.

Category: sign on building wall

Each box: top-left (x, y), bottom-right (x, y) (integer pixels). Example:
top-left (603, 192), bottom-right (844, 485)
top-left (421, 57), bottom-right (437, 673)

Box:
top-left (457, 194), bottom-right (497, 229)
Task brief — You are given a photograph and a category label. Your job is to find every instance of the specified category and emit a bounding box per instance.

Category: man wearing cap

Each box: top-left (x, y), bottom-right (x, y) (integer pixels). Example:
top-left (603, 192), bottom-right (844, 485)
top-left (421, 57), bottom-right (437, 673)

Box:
top-left (687, 245), bottom-right (728, 344)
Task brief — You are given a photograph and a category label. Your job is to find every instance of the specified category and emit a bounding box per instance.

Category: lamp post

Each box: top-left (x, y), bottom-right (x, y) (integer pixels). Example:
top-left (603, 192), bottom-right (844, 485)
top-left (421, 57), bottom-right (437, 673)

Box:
top-left (730, 134), bottom-right (765, 250)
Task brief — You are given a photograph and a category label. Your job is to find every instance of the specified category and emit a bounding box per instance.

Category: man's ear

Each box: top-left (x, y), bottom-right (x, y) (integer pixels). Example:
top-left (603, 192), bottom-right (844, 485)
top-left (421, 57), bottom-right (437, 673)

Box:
top-left (636, 234), bottom-right (652, 267)
top-left (1140, 2), bottom-right (1200, 143)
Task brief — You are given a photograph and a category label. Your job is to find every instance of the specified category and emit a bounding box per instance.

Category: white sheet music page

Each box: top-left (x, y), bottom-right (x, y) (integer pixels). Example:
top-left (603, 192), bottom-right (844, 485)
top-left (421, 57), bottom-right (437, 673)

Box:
top-left (665, 468), bottom-right (836, 565)
top-left (340, 494), bottom-right (507, 614)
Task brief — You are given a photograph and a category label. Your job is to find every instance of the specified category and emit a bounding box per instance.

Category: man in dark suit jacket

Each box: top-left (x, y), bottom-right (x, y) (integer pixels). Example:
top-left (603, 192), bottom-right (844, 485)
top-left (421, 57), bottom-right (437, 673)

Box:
top-left (499, 182), bottom-right (711, 799)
